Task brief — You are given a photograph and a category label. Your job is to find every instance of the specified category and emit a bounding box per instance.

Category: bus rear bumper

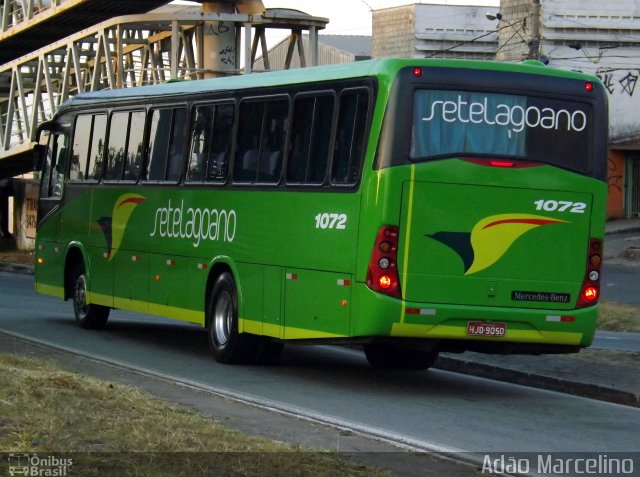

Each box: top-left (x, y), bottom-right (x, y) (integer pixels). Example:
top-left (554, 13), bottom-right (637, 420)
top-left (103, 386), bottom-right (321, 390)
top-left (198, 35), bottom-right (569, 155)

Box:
top-left (352, 283), bottom-right (597, 353)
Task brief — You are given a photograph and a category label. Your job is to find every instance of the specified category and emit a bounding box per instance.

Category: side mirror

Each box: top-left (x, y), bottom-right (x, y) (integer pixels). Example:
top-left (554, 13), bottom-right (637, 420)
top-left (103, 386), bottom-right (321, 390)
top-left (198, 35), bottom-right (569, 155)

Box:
top-left (32, 144), bottom-right (47, 171)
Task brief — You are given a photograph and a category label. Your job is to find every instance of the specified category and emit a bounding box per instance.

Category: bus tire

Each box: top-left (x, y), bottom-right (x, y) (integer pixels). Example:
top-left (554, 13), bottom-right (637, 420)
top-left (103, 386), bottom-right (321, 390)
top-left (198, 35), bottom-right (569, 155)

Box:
top-left (71, 263), bottom-right (110, 329)
top-left (363, 343), bottom-right (438, 370)
top-left (207, 272), bottom-right (258, 364)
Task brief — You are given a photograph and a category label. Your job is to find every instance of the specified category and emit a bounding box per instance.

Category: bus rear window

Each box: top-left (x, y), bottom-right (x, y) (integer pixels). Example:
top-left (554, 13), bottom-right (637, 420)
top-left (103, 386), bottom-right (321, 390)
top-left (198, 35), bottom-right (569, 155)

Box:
top-left (411, 90), bottom-right (593, 173)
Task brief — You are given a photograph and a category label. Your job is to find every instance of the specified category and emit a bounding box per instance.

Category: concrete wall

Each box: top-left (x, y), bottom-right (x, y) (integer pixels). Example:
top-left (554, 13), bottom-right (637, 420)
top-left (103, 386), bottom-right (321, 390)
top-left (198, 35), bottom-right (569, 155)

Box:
top-left (414, 4), bottom-right (498, 59)
top-left (540, 0), bottom-right (640, 145)
top-left (496, 0), bottom-right (534, 61)
top-left (607, 150), bottom-right (626, 219)
top-left (372, 5), bottom-right (416, 58)
top-left (11, 179), bottom-right (37, 251)
top-left (373, 4), bottom-right (497, 59)
top-left (501, 0), bottom-right (640, 144)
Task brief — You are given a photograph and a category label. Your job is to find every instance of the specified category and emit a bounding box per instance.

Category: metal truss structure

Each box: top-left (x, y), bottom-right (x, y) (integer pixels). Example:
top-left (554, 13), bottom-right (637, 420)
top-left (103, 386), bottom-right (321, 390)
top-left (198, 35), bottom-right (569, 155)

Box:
top-left (0, 7), bottom-right (328, 172)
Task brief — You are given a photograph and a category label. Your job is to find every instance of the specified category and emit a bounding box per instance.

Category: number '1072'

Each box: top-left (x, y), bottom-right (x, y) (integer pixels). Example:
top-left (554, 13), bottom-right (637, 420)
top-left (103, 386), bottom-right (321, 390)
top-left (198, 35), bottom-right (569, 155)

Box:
top-left (533, 200), bottom-right (586, 214)
top-left (315, 213), bottom-right (347, 229)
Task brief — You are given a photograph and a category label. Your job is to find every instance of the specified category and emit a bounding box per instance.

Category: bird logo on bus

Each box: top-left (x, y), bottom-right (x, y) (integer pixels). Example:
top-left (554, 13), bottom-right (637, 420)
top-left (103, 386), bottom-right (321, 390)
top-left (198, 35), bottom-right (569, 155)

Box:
top-left (427, 213), bottom-right (566, 275)
top-left (98, 193), bottom-right (146, 261)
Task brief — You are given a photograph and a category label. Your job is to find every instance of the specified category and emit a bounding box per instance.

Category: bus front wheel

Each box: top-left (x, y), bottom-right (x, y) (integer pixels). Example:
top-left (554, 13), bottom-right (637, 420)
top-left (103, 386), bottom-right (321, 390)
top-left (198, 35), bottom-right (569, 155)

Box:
top-left (363, 343), bottom-right (438, 370)
top-left (71, 263), bottom-right (110, 329)
top-left (207, 272), bottom-right (258, 364)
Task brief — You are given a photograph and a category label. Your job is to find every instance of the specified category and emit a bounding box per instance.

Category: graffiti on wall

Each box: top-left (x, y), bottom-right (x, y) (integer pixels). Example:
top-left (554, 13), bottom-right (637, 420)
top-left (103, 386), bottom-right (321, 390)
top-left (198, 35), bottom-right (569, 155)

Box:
top-left (608, 157), bottom-right (623, 193)
top-left (597, 70), bottom-right (639, 97)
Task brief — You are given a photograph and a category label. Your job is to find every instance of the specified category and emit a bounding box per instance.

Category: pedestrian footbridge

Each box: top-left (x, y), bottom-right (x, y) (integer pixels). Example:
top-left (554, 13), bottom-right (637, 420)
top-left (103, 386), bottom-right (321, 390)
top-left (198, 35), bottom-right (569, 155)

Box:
top-left (0, 0), bottom-right (327, 179)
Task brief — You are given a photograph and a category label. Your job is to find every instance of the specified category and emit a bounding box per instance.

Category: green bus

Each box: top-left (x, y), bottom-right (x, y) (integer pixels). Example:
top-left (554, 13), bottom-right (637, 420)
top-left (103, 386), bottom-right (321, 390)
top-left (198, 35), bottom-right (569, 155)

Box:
top-left (34, 58), bottom-right (608, 369)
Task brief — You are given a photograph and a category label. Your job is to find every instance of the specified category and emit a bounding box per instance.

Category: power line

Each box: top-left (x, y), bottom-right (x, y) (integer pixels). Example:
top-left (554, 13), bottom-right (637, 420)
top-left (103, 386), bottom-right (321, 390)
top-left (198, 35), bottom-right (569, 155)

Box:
top-left (425, 18), bottom-right (526, 58)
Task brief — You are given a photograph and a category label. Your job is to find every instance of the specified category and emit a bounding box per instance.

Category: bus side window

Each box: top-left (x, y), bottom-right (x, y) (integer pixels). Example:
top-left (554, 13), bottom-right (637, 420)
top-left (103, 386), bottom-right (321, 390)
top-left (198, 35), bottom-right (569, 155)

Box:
top-left (70, 113), bottom-right (106, 182)
top-left (332, 89), bottom-right (369, 185)
top-left (234, 101), bottom-right (264, 182)
top-left (208, 104), bottom-right (234, 181)
top-left (146, 107), bottom-right (187, 182)
top-left (124, 111), bottom-right (145, 181)
top-left (105, 112), bottom-right (129, 180)
top-left (70, 115), bottom-right (90, 181)
top-left (287, 94), bottom-right (334, 185)
top-left (89, 115), bottom-right (107, 181)
top-left (257, 99), bottom-right (288, 183)
top-left (105, 111), bottom-right (145, 182)
top-left (39, 132), bottom-right (54, 198)
top-left (187, 105), bottom-right (212, 182)
top-left (45, 134), bottom-right (69, 198)
top-left (234, 98), bottom-right (287, 184)
top-left (187, 103), bottom-right (234, 183)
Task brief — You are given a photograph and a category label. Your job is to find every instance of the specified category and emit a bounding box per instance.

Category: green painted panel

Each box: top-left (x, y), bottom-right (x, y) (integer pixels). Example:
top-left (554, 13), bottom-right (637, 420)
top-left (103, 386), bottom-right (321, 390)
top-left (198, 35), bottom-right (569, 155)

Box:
top-left (399, 179), bottom-right (592, 309)
top-left (284, 268), bottom-right (351, 339)
top-left (148, 254), bottom-right (189, 309)
top-left (86, 246), bottom-right (114, 306)
top-left (113, 251), bottom-right (148, 312)
top-left (263, 265), bottom-right (283, 338)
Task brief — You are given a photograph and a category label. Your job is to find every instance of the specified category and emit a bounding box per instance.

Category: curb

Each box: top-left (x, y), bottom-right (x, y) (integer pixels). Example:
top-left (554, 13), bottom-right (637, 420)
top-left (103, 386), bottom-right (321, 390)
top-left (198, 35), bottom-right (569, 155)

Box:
top-left (434, 356), bottom-right (640, 408)
top-left (605, 226), bottom-right (640, 236)
top-left (0, 262), bottom-right (34, 275)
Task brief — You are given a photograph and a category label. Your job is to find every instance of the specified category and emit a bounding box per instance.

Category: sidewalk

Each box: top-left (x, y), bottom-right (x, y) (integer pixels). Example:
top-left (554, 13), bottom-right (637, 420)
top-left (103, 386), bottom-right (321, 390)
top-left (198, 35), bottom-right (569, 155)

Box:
top-left (435, 348), bottom-right (640, 408)
top-left (605, 217), bottom-right (640, 235)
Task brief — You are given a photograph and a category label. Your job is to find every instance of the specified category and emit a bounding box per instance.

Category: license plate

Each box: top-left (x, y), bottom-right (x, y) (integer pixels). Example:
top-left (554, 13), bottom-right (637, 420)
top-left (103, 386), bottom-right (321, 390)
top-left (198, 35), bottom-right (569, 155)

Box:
top-left (467, 321), bottom-right (506, 337)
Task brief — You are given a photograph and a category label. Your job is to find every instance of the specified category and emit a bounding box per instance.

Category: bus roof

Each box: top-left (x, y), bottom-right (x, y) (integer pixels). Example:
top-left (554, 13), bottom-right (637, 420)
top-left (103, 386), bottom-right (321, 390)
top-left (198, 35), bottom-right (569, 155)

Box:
top-left (58, 58), bottom-right (600, 113)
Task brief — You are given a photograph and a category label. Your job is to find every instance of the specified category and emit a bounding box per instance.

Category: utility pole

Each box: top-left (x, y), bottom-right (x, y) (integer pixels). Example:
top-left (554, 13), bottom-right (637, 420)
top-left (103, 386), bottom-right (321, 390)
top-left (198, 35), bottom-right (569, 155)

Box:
top-left (528, 0), bottom-right (541, 59)
top-left (201, 1), bottom-right (265, 78)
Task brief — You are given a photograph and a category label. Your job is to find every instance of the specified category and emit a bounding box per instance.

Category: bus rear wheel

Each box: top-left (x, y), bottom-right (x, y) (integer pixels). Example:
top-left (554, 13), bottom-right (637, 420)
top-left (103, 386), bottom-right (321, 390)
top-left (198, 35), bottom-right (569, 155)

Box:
top-left (207, 272), bottom-right (258, 364)
top-left (71, 263), bottom-right (110, 329)
top-left (363, 343), bottom-right (438, 370)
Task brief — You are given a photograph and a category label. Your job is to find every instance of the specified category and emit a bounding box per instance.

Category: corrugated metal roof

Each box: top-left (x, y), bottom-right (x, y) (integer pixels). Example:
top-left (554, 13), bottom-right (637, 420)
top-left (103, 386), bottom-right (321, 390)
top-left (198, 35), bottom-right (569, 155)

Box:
top-left (318, 35), bottom-right (372, 58)
top-left (252, 34), bottom-right (372, 71)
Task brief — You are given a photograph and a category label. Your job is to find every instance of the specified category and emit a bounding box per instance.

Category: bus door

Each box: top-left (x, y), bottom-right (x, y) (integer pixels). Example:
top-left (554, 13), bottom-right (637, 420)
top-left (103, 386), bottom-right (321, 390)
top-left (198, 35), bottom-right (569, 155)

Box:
top-left (36, 129), bottom-right (70, 288)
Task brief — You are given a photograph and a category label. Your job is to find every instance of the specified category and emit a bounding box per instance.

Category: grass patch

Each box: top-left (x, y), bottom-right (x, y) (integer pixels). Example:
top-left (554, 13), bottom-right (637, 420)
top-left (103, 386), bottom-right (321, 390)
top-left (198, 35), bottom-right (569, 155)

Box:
top-left (0, 353), bottom-right (389, 476)
top-left (598, 300), bottom-right (640, 332)
top-left (0, 250), bottom-right (33, 265)
top-left (575, 348), bottom-right (640, 369)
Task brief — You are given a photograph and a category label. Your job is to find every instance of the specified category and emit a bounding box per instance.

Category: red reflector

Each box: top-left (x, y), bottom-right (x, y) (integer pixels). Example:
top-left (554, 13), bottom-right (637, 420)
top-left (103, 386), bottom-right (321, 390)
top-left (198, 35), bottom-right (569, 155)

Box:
top-left (413, 67), bottom-right (422, 77)
top-left (489, 160), bottom-right (515, 168)
top-left (378, 275), bottom-right (393, 289)
top-left (561, 316), bottom-right (576, 322)
top-left (585, 81), bottom-right (594, 91)
top-left (405, 308), bottom-right (420, 315)
top-left (462, 158), bottom-right (542, 168)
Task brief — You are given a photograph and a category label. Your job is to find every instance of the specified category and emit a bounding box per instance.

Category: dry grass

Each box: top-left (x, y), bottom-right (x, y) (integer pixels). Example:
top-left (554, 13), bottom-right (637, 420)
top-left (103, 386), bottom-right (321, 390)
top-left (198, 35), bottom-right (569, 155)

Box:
top-left (0, 353), bottom-right (389, 477)
top-left (0, 250), bottom-right (34, 265)
top-left (575, 348), bottom-right (640, 369)
top-left (598, 300), bottom-right (640, 332)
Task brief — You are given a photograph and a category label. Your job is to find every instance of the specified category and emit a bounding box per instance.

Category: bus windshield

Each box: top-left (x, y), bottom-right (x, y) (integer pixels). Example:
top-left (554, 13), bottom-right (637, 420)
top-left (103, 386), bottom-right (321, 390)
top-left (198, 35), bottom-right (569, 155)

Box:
top-left (411, 89), bottom-right (593, 174)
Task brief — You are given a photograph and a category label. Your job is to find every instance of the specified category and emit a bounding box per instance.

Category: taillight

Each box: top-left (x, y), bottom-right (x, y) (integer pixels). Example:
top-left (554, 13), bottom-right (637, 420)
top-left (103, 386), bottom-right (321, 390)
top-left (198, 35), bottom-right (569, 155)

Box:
top-left (576, 238), bottom-right (602, 308)
top-left (366, 225), bottom-right (401, 298)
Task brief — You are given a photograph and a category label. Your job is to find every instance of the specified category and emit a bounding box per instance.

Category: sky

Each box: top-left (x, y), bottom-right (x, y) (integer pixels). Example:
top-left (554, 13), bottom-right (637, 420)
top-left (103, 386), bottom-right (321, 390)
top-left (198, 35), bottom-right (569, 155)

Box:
top-left (172, 1), bottom-right (500, 39)
top-left (266, 0), bottom-right (499, 36)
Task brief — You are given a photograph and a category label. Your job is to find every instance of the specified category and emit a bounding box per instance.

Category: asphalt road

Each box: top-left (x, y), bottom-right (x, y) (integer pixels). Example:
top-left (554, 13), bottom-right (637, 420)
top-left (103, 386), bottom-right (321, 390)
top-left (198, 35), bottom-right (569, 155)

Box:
top-left (1, 271), bottom-right (639, 461)
top-left (592, 330), bottom-right (640, 351)
top-left (602, 262), bottom-right (640, 306)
